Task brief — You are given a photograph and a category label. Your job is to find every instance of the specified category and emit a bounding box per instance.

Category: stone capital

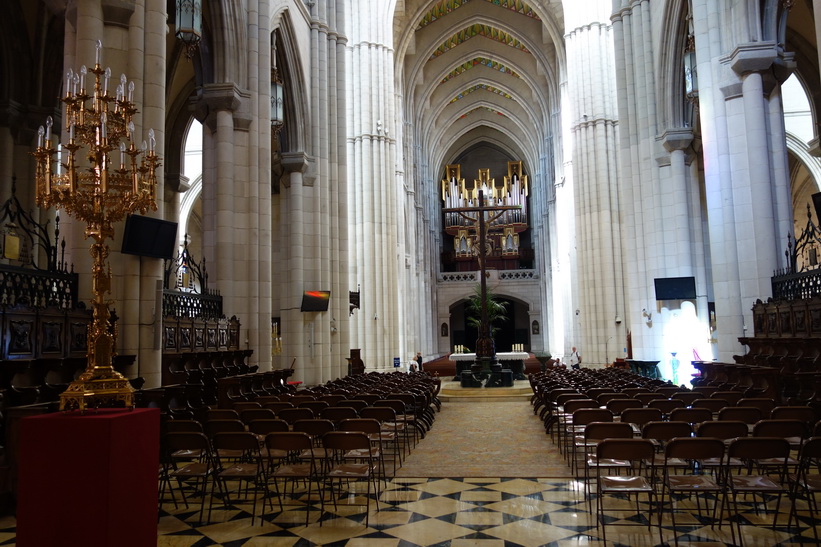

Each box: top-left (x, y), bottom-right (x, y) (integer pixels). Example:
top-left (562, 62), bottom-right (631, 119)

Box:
top-left (101, 0), bottom-right (136, 28)
top-left (165, 173), bottom-right (190, 193)
top-left (281, 152), bottom-right (309, 174)
top-left (724, 42), bottom-right (778, 76)
top-left (808, 136), bottom-right (821, 158)
top-left (660, 128), bottom-right (694, 153)
top-left (194, 83), bottom-right (252, 132)
top-left (281, 152), bottom-right (316, 187)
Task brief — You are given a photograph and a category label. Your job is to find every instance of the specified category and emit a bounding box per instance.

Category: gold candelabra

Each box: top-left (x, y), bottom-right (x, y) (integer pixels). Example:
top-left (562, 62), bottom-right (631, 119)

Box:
top-left (33, 40), bottom-right (160, 411)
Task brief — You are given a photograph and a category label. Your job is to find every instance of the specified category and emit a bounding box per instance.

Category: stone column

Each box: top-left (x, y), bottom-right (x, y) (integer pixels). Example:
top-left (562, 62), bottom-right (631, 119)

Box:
top-left (564, 1), bottom-right (621, 365)
top-left (281, 152), bottom-right (309, 382)
top-left (688, 0), bottom-right (744, 360)
top-left (661, 129), bottom-right (695, 273)
top-left (718, 44), bottom-right (784, 350)
top-left (198, 84), bottom-right (245, 307)
top-left (347, 1), bottom-right (400, 371)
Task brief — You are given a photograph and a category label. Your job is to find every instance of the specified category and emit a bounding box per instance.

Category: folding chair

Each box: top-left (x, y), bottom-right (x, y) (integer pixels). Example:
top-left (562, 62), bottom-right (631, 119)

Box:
top-left (771, 406), bottom-right (817, 428)
top-left (691, 398), bottom-right (730, 416)
top-left (718, 406), bottom-right (763, 431)
top-left (278, 407), bottom-right (316, 426)
top-left (339, 418), bottom-right (389, 483)
top-left (581, 422), bottom-right (635, 506)
top-left (788, 436), bottom-right (821, 543)
top-left (711, 391), bottom-right (744, 405)
top-left (696, 420), bottom-right (749, 478)
top-left (669, 407), bottom-right (713, 427)
top-left (556, 399), bottom-right (600, 455)
top-left (298, 400), bottom-right (331, 415)
top-left (371, 400), bottom-right (418, 451)
top-left (211, 431), bottom-right (268, 525)
top-left (642, 421), bottom-right (693, 456)
top-left (648, 398), bottom-right (686, 419)
top-left (322, 431), bottom-right (380, 526)
top-left (737, 397), bottom-right (776, 417)
top-left (265, 431), bottom-right (323, 527)
top-left (723, 437), bottom-right (792, 546)
top-left (361, 405), bottom-right (404, 470)
top-left (658, 437), bottom-right (726, 546)
top-left (606, 398), bottom-right (643, 417)
top-left (620, 407), bottom-right (663, 437)
top-left (594, 438), bottom-right (660, 544)
top-left (670, 391), bottom-right (702, 406)
top-left (164, 431), bottom-right (217, 525)
top-left (240, 408), bottom-right (276, 425)
top-left (337, 399), bottom-right (369, 414)
top-left (567, 408), bottom-right (613, 473)
top-left (207, 408), bottom-right (240, 421)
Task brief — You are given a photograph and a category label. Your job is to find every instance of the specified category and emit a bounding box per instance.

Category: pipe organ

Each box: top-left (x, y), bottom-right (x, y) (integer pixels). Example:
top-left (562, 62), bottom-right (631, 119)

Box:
top-left (441, 161), bottom-right (529, 266)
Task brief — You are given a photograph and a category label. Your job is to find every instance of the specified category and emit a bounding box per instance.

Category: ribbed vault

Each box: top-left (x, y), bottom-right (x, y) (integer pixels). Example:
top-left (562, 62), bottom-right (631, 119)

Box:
top-left (394, 0), bottom-right (564, 186)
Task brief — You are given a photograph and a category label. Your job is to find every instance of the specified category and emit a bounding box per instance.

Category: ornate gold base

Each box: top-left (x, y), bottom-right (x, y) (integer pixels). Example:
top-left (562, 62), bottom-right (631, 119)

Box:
top-left (59, 373), bottom-right (135, 412)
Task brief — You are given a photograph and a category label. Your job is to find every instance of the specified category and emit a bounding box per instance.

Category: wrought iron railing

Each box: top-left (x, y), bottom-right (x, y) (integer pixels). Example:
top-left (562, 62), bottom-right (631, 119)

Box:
top-left (772, 204), bottom-right (821, 300)
top-left (162, 236), bottom-right (223, 319)
top-left (0, 178), bottom-right (78, 309)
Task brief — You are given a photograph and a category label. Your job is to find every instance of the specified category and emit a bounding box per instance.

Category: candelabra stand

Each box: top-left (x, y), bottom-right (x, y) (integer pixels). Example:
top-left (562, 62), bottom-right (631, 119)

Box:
top-left (33, 41), bottom-right (160, 411)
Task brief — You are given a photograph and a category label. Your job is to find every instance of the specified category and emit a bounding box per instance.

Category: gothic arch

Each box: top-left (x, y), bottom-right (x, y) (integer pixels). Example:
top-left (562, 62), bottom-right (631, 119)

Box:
top-left (179, 173), bottom-right (203, 245)
top-left (164, 80), bottom-right (198, 193)
top-left (272, 9), bottom-right (309, 154)
top-left (207, 0), bottom-right (249, 85)
top-left (656, 0), bottom-right (690, 131)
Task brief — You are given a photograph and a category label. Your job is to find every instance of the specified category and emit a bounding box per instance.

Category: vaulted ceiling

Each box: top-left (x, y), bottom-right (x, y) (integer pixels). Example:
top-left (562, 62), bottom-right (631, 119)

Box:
top-left (393, 0), bottom-right (565, 180)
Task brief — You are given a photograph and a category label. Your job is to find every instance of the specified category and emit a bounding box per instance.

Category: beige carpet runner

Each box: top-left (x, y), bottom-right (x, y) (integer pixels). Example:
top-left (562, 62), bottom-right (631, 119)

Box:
top-left (395, 400), bottom-right (572, 478)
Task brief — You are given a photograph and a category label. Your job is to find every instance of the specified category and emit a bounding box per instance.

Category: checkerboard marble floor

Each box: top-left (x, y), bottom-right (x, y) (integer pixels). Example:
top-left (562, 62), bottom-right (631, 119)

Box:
top-left (152, 477), bottom-right (821, 546)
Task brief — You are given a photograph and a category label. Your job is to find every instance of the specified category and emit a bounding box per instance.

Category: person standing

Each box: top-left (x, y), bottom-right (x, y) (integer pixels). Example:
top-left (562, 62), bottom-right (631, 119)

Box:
top-left (569, 347), bottom-right (581, 369)
top-left (415, 352), bottom-right (423, 372)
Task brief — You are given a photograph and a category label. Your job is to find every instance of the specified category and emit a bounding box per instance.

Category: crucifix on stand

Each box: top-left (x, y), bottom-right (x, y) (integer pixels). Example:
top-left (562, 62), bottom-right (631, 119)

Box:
top-left (444, 190), bottom-right (520, 381)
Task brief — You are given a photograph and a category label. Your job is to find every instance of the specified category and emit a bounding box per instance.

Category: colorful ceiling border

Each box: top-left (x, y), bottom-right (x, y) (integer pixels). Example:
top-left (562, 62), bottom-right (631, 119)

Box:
top-left (430, 24), bottom-right (531, 60)
top-left (418, 0), bottom-right (541, 29)
top-left (441, 57), bottom-right (521, 84)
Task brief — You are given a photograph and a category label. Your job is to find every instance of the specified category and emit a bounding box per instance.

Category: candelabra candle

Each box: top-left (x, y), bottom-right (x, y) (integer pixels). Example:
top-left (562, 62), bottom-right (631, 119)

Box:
top-left (103, 67), bottom-right (111, 97)
top-left (79, 65), bottom-right (87, 95)
top-left (65, 69), bottom-right (73, 98)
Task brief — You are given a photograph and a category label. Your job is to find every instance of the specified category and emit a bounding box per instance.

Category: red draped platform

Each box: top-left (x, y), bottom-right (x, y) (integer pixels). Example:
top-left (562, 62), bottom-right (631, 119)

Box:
top-left (16, 408), bottom-right (160, 547)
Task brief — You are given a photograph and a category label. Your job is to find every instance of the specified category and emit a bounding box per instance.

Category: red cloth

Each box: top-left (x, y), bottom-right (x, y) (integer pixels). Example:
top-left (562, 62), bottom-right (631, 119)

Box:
top-left (17, 408), bottom-right (160, 547)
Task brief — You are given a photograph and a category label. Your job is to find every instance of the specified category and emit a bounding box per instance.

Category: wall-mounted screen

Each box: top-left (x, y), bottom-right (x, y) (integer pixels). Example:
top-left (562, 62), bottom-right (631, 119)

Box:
top-left (654, 276), bottom-right (696, 300)
top-left (301, 290), bottom-right (330, 312)
top-left (121, 215), bottom-right (178, 260)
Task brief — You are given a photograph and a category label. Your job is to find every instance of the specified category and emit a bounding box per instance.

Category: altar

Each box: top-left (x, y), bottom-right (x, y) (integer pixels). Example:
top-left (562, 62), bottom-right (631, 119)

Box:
top-left (450, 351), bottom-right (530, 383)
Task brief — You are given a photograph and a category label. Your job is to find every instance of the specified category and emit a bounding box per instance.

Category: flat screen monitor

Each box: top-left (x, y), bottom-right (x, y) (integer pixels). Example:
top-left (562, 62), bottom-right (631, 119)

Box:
top-left (121, 215), bottom-right (178, 260)
top-left (654, 276), bottom-right (696, 300)
top-left (301, 290), bottom-right (330, 312)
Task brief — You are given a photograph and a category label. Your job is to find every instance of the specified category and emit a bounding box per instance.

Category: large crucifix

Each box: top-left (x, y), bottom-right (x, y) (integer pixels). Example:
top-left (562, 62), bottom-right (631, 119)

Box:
top-left (444, 190), bottom-right (520, 367)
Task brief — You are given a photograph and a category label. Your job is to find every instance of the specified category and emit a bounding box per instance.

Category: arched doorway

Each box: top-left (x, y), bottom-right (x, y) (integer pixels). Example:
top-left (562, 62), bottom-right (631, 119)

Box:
top-left (448, 295), bottom-right (531, 353)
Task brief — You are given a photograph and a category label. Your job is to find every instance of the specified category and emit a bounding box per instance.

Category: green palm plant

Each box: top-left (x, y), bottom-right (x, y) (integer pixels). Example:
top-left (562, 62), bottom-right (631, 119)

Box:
top-left (465, 285), bottom-right (509, 337)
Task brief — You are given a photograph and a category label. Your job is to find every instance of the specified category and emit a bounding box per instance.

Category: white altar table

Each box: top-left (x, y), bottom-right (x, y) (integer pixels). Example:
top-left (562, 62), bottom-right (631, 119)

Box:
top-left (449, 352), bottom-right (529, 362)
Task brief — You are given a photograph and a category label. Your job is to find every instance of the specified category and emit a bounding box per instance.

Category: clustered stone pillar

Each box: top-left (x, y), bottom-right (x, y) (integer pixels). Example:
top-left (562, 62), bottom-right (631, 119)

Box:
top-left (564, 1), bottom-right (622, 365)
top-left (278, 2), bottom-right (348, 385)
top-left (346, 1), bottom-right (400, 372)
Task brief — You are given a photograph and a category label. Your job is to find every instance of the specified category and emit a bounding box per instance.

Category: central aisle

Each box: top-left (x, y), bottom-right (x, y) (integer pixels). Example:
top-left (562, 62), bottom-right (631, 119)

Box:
top-left (396, 400), bottom-right (571, 477)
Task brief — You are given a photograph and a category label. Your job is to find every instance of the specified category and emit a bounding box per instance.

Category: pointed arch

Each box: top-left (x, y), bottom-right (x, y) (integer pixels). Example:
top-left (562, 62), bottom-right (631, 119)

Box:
top-left (271, 9), bottom-right (309, 153)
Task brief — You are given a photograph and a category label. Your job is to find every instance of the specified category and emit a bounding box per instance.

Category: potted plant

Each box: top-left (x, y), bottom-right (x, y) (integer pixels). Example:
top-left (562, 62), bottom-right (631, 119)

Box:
top-left (465, 284), bottom-right (509, 372)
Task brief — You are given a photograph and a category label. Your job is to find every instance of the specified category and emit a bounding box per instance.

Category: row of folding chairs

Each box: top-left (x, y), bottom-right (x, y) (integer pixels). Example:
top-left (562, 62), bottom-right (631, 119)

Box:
top-left (565, 407), bottom-right (818, 476)
top-left (167, 403), bottom-right (408, 469)
top-left (162, 422), bottom-right (392, 527)
top-left (586, 434), bottom-right (821, 546)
